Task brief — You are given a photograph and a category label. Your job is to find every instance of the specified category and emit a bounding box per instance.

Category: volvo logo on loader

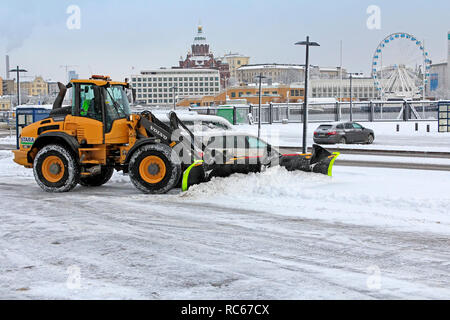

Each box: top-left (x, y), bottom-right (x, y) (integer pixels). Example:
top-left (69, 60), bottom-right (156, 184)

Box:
top-left (148, 125), bottom-right (168, 141)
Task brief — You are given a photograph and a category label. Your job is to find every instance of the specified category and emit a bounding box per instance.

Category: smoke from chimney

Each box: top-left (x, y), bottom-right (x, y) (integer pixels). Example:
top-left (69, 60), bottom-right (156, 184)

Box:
top-left (6, 55), bottom-right (10, 79)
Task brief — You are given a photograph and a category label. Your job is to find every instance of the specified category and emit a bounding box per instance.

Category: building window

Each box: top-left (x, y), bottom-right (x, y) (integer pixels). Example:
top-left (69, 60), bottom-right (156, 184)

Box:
top-left (231, 92), bottom-right (236, 98)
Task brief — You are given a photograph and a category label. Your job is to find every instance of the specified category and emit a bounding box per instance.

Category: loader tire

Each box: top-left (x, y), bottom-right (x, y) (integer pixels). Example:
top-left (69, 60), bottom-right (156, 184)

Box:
top-left (33, 144), bottom-right (80, 192)
top-left (128, 143), bottom-right (181, 194)
top-left (79, 167), bottom-right (114, 187)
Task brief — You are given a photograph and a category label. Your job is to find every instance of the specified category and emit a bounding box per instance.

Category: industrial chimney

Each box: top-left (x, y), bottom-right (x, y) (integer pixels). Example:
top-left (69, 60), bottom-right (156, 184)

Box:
top-left (6, 55), bottom-right (10, 79)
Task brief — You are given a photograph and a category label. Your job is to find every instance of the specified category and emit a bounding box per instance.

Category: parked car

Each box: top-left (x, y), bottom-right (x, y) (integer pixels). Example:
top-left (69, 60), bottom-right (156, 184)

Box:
top-left (156, 112), bottom-right (234, 132)
top-left (204, 132), bottom-right (275, 160)
top-left (313, 122), bottom-right (375, 144)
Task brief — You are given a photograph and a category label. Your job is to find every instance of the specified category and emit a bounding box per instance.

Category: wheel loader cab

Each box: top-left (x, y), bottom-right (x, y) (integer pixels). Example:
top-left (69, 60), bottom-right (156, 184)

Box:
top-left (65, 79), bottom-right (131, 145)
top-left (72, 81), bottom-right (131, 133)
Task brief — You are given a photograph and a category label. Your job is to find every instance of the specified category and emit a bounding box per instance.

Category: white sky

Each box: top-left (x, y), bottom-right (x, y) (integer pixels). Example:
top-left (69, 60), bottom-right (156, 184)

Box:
top-left (0, 0), bottom-right (449, 82)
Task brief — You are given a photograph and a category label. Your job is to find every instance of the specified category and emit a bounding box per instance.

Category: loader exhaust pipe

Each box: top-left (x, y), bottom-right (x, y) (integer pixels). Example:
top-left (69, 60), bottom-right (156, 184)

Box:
top-left (52, 82), bottom-right (67, 110)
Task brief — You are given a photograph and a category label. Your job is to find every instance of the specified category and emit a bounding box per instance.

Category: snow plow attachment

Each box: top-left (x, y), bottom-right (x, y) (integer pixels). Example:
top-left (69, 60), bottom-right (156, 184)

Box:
top-left (181, 144), bottom-right (340, 191)
top-left (279, 144), bottom-right (340, 176)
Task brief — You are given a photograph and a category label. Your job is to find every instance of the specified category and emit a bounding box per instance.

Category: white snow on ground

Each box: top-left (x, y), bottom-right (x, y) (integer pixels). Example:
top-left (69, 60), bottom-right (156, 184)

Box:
top-left (0, 150), bottom-right (449, 299)
top-left (184, 166), bottom-right (450, 234)
top-left (0, 135), bottom-right (16, 145)
top-left (236, 121), bottom-right (450, 151)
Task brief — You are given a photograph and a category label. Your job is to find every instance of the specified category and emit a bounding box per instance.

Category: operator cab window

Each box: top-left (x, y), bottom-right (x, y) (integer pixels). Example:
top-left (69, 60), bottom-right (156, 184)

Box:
top-left (103, 85), bottom-right (131, 132)
top-left (79, 84), bottom-right (102, 122)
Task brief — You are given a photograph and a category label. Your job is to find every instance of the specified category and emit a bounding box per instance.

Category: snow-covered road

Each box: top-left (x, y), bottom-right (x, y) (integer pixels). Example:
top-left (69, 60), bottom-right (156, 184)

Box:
top-left (0, 150), bottom-right (449, 299)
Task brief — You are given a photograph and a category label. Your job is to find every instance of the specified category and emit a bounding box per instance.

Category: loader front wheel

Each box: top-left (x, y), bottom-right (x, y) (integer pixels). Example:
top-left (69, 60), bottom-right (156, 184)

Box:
top-left (33, 144), bottom-right (80, 192)
top-left (128, 144), bottom-right (181, 194)
top-left (79, 166), bottom-right (114, 187)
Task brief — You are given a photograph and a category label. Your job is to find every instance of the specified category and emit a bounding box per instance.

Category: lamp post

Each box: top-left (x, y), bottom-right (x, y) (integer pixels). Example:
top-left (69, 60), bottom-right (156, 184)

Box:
top-left (9, 66), bottom-right (27, 106)
top-left (255, 73), bottom-right (266, 139)
top-left (348, 72), bottom-right (359, 122)
top-left (172, 86), bottom-right (178, 110)
top-left (295, 36), bottom-right (320, 153)
top-left (350, 73), bottom-right (353, 121)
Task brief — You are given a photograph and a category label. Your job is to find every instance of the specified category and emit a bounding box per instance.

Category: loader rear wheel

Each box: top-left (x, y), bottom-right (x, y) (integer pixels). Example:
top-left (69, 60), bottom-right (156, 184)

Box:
top-left (33, 144), bottom-right (80, 192)
top-left (79, 166), bottom-right (114, 187)
top-left (128, 144), bottom-right (181, 194)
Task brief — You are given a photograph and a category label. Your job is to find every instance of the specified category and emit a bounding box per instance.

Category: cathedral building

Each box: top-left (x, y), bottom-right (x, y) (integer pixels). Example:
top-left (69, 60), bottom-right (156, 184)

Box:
top-left (177, 25), bottom-right (230, 88)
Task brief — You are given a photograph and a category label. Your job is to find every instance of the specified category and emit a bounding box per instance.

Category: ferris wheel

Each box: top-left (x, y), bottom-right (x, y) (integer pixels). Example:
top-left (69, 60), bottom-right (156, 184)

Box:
top-left (371, 32), bottom-right (431, 100)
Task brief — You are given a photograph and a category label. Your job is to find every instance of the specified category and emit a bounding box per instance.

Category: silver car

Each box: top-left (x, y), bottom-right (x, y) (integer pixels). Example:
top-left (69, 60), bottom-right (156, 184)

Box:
top-left (313, 122), bottom-right (375, 144)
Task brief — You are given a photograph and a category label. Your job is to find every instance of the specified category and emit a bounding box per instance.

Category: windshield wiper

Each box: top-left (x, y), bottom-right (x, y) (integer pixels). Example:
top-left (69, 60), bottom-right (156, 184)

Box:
top-left (105, 89), bottom-right (123, 117)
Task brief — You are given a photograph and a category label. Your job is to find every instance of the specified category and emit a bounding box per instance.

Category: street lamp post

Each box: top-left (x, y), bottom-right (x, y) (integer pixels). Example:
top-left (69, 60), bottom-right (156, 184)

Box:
top-left (172, 86), bottom-right (177, 110)
top-left (295, 36), bottom-right (320, 154)
top-left (348, 72), bottom-right (359, 122)
top-left (9, 66), bottom-right (27, 106)
top-left (350, 73), bottom-right (353, 121)
top-left (255, 73), bottom-right (266, 139)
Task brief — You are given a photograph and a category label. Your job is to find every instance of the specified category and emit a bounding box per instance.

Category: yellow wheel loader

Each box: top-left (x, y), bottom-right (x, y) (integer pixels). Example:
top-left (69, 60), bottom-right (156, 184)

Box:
top-left (12, 75), bottom-right (339, 194)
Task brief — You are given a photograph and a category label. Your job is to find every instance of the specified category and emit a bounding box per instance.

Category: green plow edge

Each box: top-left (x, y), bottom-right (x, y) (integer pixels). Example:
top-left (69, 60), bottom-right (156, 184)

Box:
top-left (182, 160), bottom-right (204, 192)
top-left (328, 152), bottom-right (340, 177)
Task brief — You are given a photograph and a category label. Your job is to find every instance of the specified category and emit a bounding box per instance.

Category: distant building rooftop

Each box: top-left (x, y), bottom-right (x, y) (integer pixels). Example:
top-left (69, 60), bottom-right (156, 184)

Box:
top-left (237, 63), bottom-right (304, 70)
top-left (138, 68), bottom-right (219, 75)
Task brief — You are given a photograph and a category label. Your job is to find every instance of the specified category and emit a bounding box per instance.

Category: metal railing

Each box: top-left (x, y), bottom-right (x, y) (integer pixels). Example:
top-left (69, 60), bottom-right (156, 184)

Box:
top-left (189, 100), bottom-right (440, 125)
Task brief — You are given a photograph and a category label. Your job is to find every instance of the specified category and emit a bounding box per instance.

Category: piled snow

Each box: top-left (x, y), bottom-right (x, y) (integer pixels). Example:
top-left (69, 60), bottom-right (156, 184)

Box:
top-left (183, 166), bottom-right (450, 234)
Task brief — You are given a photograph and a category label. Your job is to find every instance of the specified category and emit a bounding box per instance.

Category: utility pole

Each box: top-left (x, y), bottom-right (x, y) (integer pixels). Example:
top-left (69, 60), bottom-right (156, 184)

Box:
top-left (350, 73), bottom-right (353, 121)
top-left (9, 66), bottom-right (27, 106)
top-left (348, 72), bottom-right (359, 122)
top-left (295, 36), bottom-right (320, 153)
top-left (172, 86), bottom-right (178, 110)
top-left (255, 73), bottom-right (266, 139)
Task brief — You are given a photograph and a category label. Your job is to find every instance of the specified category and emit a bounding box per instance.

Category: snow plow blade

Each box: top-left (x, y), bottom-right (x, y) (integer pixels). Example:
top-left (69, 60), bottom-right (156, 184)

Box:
top-left (182, 145), bottom-right (339, 191)
top-left (279, 144), bottom-right (340, 176)
top-left (182, 160), bottom-right (206, 192)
